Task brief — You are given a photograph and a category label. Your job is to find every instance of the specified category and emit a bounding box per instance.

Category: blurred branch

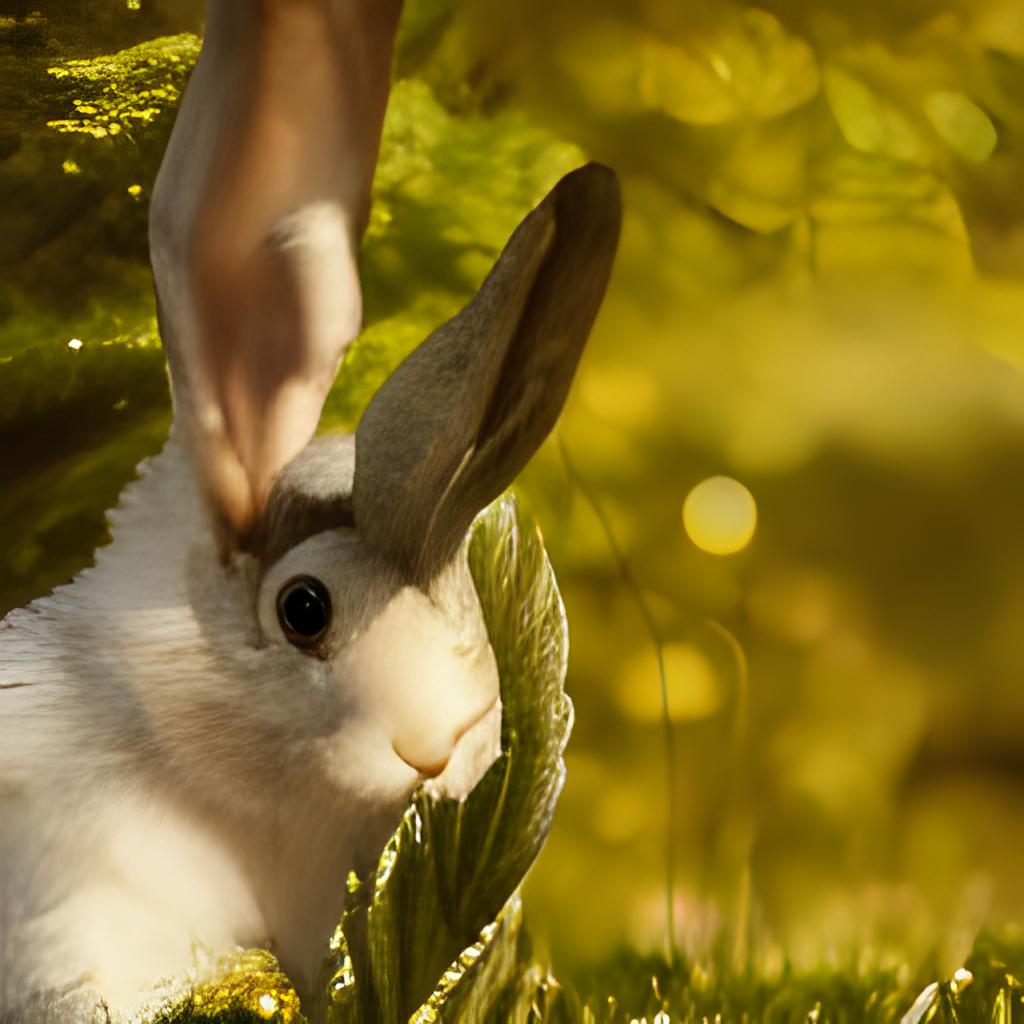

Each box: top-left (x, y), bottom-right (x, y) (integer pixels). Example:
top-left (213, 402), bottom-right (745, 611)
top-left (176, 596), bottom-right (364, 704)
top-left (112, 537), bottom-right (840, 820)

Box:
top-left (558, 437), bottom-right (680, 961)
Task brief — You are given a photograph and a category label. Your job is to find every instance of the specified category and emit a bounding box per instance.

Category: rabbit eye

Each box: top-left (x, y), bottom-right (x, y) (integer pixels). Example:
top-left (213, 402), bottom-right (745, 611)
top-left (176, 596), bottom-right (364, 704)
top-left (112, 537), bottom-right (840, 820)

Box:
top-left (276, 576), bottom-right (332, 648)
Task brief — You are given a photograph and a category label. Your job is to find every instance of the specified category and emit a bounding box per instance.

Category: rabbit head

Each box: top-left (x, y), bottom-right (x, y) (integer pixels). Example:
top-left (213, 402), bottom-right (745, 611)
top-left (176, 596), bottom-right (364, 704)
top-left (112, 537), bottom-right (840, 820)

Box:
top-left (143, 1), bottom-right (621, 837)
top-left (157, 164), bottom-right (620, 813)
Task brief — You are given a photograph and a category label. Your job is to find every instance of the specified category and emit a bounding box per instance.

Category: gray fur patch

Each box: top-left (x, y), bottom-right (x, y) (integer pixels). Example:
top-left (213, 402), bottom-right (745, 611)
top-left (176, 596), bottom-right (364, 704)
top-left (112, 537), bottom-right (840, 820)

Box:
top-left (245, 434), bottom-right (357, 569)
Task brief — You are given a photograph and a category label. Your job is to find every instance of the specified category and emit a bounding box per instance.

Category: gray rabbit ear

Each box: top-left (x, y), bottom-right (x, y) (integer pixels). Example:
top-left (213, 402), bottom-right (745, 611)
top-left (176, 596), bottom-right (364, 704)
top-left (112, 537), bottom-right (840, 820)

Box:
top-left (353, 163), bottom-right (622, 583)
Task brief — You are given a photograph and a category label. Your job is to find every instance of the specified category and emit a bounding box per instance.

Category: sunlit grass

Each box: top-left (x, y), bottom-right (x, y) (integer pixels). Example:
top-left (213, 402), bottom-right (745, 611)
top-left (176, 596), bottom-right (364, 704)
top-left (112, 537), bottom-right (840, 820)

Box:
top-left (542, 930), bottom-right (1024, 1023)
top-left (146, 929), bottom-right (1024, 1022)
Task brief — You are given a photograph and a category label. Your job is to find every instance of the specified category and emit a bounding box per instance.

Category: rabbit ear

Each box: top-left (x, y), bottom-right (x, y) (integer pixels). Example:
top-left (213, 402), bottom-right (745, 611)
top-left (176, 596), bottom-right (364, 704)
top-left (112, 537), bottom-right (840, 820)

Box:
top-left (167, 209), bottom-right (364, 550)
top-left (353, 163), bottom-right (622, 583)
top-left (151, 0), bottom-right (402, 549)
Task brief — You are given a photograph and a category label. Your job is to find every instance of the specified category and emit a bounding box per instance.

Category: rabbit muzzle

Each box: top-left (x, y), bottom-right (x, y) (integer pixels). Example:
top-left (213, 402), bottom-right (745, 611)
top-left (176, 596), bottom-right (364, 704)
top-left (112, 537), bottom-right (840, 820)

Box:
top-left (392, 692), bottom-right (500, 779)
top-left (329, 579), bottom-right (502, 793)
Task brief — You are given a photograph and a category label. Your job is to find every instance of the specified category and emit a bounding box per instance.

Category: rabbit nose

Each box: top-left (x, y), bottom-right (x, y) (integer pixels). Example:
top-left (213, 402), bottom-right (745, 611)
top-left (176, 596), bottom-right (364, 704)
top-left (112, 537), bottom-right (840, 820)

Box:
top-left (391, 695), bottom-right (497, 779)
top-left (392, 743), bottom-right (449, 779)
top-left (391, 724), bottom-right (455, 778)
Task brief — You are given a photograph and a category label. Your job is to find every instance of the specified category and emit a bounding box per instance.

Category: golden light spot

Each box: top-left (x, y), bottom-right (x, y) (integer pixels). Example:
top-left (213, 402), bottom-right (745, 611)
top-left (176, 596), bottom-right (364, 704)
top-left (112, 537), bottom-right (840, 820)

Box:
top-left (67, 338), bottom-right (83, 351)
top-left (127, 183), bottom-right (143, 198)
top-left (951, 968), bottom-right (974, 994)
top-left (127, 0), bottom-right (141, 9)
top-left (62, 159), bottom-right (81, 175)
top-left (683, 475), bottom-right (757, 555)
top-left (616, 643), bottom-right (722, 722)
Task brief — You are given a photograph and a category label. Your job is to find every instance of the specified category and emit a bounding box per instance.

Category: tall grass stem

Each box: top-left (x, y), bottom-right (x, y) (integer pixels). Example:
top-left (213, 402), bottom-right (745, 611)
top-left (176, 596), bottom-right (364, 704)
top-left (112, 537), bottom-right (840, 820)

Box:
top-left (559, 439), bottom-right (679, 961)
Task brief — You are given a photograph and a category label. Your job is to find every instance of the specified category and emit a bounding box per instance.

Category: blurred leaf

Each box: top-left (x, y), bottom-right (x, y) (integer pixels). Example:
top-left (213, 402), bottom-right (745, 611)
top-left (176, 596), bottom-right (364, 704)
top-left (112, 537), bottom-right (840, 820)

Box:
top-left (985, 48), bottom-right (1024, 127)
top-left (707, 116), bottom-right (811, 232)
top-left (559, 9), bottom-right (818, 126)
top-left (0, 337), bottom-right (169, 614)
top-left (809, 150), bottom-right (970, 275)
top-left (824, 65), bottom-right (931, 164)
top-left (643, 9), bottom-right (820, 125)
top-left (972, 0), bottom-right (1024, 58)
top-left (924, 90), bottom-right (998, 162)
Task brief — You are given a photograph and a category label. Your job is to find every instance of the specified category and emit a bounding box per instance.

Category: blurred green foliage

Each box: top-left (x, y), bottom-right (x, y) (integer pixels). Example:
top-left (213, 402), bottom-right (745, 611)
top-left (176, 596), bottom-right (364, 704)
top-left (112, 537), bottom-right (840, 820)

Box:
top-left (3, 0), bottom-right (1024, 1005)
top-left (46, 34), bottom-right (198, 140)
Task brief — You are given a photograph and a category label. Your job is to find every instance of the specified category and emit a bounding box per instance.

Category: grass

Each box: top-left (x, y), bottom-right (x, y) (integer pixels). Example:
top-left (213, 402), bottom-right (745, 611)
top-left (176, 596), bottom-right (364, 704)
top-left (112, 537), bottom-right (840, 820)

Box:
top-left (151, 930), bottom-right (1024, 1023)
top-left (532, 934), bottom-right (1022, 1023)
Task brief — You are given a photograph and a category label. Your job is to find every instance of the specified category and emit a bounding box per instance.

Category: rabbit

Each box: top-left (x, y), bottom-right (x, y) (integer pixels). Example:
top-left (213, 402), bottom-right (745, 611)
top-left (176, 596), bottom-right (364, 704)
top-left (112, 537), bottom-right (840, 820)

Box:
top-left (0, 1), bottom-right (621, 1020)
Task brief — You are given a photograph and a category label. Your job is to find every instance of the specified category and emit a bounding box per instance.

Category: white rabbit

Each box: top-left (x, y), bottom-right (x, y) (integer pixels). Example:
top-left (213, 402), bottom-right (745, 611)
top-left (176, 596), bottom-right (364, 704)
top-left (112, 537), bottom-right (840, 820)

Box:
top-left (0, 1), bottom-right (621, 1021)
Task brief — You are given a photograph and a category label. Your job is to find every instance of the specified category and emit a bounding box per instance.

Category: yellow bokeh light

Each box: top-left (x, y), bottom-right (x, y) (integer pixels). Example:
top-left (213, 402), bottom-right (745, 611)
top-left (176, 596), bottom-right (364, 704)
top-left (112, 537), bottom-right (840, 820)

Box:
top-left (683, 475), bottom-right (757, 555)
top-left (616, 643), bottom-right (722, 722)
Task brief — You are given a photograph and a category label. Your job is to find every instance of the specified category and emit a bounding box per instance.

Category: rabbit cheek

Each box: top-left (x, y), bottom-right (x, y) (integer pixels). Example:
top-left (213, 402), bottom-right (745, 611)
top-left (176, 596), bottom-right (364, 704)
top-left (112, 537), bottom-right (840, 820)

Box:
top-left (318, 716), bottom-right (421, 806)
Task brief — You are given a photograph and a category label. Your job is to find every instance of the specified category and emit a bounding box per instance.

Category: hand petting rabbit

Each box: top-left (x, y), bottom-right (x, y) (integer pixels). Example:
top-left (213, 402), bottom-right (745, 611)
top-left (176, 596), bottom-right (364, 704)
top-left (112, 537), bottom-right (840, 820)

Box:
top-left (0, 1), bottom-right (620, 1020)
